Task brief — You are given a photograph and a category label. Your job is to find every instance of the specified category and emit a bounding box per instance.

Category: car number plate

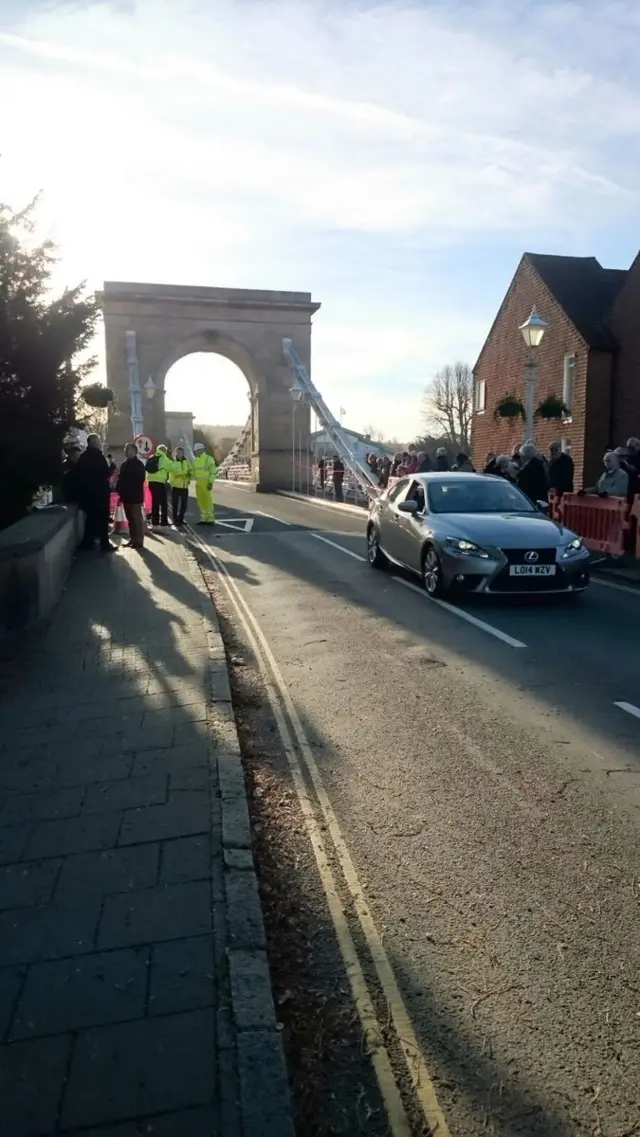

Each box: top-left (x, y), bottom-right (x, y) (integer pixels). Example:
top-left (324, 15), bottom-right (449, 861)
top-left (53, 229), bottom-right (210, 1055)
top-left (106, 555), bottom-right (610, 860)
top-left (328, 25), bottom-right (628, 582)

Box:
top-left (509, 564), bottom-right (556, 576)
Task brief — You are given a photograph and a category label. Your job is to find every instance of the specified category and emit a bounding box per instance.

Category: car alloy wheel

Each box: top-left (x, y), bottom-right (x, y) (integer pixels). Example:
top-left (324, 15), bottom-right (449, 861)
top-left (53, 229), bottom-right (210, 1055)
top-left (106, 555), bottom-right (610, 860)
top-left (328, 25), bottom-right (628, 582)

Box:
top-left (423, 546), bottom-right (443, 597)
top-left (367, 526), bottom-right (386, 569)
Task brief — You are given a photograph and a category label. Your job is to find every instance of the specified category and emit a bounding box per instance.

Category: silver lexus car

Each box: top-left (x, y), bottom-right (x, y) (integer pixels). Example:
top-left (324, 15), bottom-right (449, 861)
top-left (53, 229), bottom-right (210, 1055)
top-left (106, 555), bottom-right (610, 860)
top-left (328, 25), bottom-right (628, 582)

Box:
top-left (366, 473), bottom-right (590, 598)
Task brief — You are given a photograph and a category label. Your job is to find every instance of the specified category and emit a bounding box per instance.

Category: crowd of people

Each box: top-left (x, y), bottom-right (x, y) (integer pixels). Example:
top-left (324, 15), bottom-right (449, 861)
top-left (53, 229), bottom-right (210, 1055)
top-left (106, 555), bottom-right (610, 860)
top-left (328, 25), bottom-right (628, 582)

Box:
top-left (62, 436), bottom-right (218, 552)
top-left (361, 447), bottom-right (474, 489)
top-left (482, 436), bottom-right (640, 505)
top-left (316, 436), bottom-right (640, 510)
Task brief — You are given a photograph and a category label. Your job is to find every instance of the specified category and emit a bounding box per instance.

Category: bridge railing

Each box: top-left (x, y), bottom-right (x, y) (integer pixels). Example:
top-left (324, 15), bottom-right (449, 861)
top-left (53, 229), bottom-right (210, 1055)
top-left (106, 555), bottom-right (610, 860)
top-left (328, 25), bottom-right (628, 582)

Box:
top-left (218, 418), bottom-right (251, 479)
top-left (219, 463), bottom-right (251, 482)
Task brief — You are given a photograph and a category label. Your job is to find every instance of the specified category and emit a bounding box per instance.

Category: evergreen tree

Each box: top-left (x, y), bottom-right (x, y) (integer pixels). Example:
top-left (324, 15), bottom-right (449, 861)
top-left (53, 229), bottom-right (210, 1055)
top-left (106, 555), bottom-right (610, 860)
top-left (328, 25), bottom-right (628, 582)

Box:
top-left (0, 197), bottom-right (98, 530)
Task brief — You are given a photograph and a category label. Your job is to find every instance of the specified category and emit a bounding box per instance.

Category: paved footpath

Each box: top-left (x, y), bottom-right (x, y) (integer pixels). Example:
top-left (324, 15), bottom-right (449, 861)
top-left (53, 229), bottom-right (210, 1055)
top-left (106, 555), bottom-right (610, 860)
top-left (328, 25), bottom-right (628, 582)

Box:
top-left (0, 531), bottom-right (293, 1137)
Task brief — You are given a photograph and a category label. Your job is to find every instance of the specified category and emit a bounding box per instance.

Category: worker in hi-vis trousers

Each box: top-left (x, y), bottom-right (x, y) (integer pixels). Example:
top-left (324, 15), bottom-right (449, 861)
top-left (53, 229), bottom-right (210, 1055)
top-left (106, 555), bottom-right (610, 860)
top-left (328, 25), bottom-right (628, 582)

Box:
top-left (192, 442), bottom-right (217, 525)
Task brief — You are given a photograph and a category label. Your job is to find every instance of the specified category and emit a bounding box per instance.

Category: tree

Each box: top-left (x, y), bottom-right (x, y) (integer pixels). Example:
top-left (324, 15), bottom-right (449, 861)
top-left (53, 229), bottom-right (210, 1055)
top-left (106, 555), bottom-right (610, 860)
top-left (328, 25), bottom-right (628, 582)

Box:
top-left (411, 433), bottom-right (457, 465)
top-left (0, 197), bottom-right (99, 530)
top-left (422, 362), bottom-right (473, 451)
top-left (193, 427), bottom-right (218, 462)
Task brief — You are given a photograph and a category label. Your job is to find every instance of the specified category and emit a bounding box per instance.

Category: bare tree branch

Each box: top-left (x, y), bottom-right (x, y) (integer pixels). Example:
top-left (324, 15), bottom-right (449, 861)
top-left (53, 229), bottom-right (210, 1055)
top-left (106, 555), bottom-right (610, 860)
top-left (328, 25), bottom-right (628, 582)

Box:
top-left (422, 362), bottom-right (473, 450)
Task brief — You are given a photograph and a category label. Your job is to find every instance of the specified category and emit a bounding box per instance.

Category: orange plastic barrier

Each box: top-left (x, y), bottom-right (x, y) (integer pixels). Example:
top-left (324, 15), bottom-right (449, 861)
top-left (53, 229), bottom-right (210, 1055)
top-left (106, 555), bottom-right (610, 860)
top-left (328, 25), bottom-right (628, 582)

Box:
top-left (630, 495), bottom-right (640, 559)
top-left (557, 493), bottom-right (629, 555)
top-left (111, 487), bottom-right (152, 517)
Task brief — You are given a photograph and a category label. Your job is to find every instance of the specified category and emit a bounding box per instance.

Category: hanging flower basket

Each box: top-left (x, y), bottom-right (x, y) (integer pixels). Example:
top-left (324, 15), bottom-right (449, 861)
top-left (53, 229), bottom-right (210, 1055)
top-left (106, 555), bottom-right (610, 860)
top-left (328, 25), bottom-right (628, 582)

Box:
top-left (494, 394), bottom-right (525, 422)
top-left (81, 383), bottom-right (115, 409)
top-left (535, 394), bottom-right (570, 420)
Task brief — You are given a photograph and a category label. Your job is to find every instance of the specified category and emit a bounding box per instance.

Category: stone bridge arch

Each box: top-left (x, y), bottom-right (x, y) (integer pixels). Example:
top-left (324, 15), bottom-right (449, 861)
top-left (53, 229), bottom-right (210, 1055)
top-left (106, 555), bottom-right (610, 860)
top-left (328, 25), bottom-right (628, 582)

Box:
top-left (96, 282), bottom-right (320, 490)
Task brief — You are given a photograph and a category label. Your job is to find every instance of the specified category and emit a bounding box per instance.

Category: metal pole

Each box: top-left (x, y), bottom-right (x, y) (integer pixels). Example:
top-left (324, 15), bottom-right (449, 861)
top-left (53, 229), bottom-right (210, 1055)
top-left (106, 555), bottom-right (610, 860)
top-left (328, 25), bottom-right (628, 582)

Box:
top-left (292, 402), bottom-right (296, 492)
top-left (524, 354), bottom-right (537, 442)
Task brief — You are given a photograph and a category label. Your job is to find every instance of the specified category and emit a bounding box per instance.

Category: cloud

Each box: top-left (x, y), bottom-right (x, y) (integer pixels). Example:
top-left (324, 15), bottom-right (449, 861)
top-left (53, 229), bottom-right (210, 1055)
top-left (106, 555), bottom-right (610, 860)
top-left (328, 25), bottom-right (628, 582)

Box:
top-left (1, 0), bottom-right (639, 441)
top-left (2, 0), bottom-right (638, 256)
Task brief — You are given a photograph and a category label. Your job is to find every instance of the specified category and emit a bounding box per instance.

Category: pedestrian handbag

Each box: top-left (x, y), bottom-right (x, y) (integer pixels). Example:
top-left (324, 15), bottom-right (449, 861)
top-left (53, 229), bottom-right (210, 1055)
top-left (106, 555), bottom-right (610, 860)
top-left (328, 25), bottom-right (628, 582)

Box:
top-left (146, 455), bottom-right (160, 475)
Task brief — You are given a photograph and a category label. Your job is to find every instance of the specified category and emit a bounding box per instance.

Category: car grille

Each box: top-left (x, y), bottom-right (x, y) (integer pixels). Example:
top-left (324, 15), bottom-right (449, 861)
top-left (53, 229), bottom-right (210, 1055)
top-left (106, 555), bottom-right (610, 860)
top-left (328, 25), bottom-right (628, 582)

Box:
top-left (500, 548), bottom-right (557, 565)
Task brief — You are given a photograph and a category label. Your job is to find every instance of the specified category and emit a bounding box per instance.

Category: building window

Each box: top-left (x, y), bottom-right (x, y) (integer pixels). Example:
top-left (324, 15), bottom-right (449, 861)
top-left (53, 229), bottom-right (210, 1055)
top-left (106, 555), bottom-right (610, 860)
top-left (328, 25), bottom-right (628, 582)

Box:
top-left (562, 354), bottom-right (575, 420)
top-left (474, 379), bottom-right (486, 413)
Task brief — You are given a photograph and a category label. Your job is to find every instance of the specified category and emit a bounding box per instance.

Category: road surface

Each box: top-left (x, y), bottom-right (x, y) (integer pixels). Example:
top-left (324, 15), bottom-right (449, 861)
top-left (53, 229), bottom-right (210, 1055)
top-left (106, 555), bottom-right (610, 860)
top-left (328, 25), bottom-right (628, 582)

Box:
top-left (189, 482), bottom-right (640, 1137)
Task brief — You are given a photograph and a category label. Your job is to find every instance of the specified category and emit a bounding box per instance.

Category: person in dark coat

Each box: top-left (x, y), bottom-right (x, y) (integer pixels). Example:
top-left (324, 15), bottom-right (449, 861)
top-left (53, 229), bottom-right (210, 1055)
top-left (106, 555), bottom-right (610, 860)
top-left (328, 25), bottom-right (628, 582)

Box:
top-left (62, 446), bottom-right (82, 503)
top-left (75, 435), bottom-right (115, 552)
top-left (318, 456), bottom-right (326, 491)
top-left (453, 452), bottom-right (475, 472)
top-left (434, 447), bottom-right (449, 471)
top-left (517, 442), bottom-right (548, 505)
top-left (547, 441), bottom-right (574, 496)
top-left (416, 451), bottom-right (431, 473)
top-left (116, 443), bottom-right (147, 549)
top-left (621, 437), bottom-right (640, 500)
top-left (332, 456), bottom-right (345, 502)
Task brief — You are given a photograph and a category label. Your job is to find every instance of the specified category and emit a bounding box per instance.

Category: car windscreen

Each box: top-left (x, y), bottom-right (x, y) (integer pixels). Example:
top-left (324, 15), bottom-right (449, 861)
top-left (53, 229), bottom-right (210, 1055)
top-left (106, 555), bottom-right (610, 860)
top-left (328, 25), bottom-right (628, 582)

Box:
top-left (427, 479), bottom-right (535, 514)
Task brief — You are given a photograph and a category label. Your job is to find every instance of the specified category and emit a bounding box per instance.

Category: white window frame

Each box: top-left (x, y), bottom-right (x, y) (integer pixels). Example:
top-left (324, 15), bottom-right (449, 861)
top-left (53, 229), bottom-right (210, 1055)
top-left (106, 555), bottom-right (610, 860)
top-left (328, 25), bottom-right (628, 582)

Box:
top-left (474, 379), bottom-right (486, 414)
top-left (562, 353), bottom-right (575, 422)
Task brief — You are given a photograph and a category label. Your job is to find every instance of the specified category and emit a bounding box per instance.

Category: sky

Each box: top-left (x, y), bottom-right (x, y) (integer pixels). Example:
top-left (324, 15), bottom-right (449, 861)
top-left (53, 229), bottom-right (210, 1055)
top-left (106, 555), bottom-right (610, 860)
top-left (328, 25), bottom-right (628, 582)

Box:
top-left (1, 0), bottom-right (640, 441)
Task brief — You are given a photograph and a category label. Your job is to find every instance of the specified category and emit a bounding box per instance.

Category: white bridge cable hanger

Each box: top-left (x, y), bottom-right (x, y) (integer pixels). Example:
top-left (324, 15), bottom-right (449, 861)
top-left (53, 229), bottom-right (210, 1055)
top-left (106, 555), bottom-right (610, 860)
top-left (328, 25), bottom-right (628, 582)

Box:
top-left (219, 417), bottom-right (251, 474)
top-left (282, 339), bottom-right (380, 500)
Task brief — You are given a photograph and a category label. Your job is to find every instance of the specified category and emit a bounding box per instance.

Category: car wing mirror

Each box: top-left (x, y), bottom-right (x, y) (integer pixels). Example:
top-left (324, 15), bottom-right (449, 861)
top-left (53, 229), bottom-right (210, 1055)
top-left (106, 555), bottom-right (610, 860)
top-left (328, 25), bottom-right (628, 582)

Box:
top-left (397, 499), bottom-right (419, 514)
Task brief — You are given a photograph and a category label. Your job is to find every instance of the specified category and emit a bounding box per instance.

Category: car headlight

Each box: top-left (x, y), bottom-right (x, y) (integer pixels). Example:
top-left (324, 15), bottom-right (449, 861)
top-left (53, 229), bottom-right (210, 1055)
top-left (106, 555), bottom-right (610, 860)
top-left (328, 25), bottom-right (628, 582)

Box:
top-left (560, 537), bottom-right (584, 559)
top-left (445, 537), bottom-right (491, 558)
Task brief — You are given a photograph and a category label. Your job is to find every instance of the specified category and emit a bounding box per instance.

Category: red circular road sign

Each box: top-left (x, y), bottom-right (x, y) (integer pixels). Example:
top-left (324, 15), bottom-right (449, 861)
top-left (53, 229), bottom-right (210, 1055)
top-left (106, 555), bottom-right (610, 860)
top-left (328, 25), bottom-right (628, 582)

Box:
top-left (134, 435), bottom-right (155, 458)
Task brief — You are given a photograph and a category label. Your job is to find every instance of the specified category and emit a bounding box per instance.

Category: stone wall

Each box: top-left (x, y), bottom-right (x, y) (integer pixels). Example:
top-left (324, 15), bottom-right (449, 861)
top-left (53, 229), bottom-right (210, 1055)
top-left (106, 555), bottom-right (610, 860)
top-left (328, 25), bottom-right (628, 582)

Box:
top-left (98, 283), bottom-right (320, 492)
top-left (0, 507), bottom-right (84, 644)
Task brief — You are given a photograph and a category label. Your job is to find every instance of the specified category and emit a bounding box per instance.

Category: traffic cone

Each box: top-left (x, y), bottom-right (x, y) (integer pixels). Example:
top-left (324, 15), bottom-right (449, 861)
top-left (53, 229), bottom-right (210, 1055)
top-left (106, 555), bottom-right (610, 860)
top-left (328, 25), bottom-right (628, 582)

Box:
top-left (113, 504), bottom-right (129, 535)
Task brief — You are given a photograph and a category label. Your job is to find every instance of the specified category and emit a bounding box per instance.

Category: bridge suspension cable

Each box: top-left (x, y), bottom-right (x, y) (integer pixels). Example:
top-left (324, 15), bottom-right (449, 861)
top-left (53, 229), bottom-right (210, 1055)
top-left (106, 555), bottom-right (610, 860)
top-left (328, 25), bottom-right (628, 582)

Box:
top-left (282, 339), bottom-right (380, 499)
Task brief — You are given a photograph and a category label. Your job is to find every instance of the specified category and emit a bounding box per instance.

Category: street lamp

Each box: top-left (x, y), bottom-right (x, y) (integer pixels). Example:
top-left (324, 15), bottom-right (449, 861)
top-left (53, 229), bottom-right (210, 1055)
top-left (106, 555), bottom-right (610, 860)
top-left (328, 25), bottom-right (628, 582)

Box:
top-left (289, 382), bottom-right (304, 492)
top-left (144, 376), bottom-right (156, 400)
top-left (519, 307), bottom-right (548, 441)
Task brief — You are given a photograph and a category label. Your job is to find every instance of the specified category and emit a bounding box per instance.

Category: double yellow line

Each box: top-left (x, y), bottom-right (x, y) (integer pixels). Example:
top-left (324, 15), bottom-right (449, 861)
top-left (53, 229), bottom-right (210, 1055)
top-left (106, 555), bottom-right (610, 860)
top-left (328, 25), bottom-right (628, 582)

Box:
top-left (186, 526), bottom-right (452, 1137)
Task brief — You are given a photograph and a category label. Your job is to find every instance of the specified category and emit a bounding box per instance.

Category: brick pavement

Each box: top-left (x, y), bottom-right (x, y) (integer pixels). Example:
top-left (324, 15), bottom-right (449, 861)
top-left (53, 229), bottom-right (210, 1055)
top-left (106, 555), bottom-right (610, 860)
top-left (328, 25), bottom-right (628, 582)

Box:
top-left (0, 531), bottom-right (293, 1137)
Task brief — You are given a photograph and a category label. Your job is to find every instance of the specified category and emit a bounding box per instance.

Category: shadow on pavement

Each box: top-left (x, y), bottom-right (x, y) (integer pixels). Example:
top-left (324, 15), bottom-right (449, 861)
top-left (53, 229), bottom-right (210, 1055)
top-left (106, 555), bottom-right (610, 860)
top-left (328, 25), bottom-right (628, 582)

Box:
top-left (0, 533), bottom-right (235, 1135)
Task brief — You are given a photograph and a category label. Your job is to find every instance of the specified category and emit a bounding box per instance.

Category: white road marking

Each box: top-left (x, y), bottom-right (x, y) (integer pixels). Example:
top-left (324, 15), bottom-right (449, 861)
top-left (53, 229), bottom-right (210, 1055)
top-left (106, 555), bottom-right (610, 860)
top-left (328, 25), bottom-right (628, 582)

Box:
top-left (312, 533), bottom-right (527, 649)
top-left (188, 529), bottom-right (450, 1137)
top-left (391, 576), bottom-right (527, 649)
top-left (216, 517), bottom-right (255, 533)
top-left (252, 509), bottom-right (292, 525)
top-left (591, 577), bottom-right (640, 597)
top-left (614, 701), bottom-right (640, 720)
top-left (278, 489), bottom-right (367, 517)
top-left (311, 533), bottom-right (368, 561)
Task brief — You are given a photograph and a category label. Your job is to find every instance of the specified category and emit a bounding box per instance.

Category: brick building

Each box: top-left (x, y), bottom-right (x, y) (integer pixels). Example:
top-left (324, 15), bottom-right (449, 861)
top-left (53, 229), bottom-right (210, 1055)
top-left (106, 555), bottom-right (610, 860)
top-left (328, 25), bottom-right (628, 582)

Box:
top-left (471, 251), bottom-right (640, 486)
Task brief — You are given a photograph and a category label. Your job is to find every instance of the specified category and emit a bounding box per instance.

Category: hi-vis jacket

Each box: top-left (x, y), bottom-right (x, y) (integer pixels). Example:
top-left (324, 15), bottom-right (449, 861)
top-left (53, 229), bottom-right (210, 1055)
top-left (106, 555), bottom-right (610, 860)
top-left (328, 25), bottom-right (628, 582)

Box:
top-left (169, 458), bottom-right (192, 490)
top-left (192, 452), bottom-right (217, 485)
top-left (146, 447), bottom-right (171, 485)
